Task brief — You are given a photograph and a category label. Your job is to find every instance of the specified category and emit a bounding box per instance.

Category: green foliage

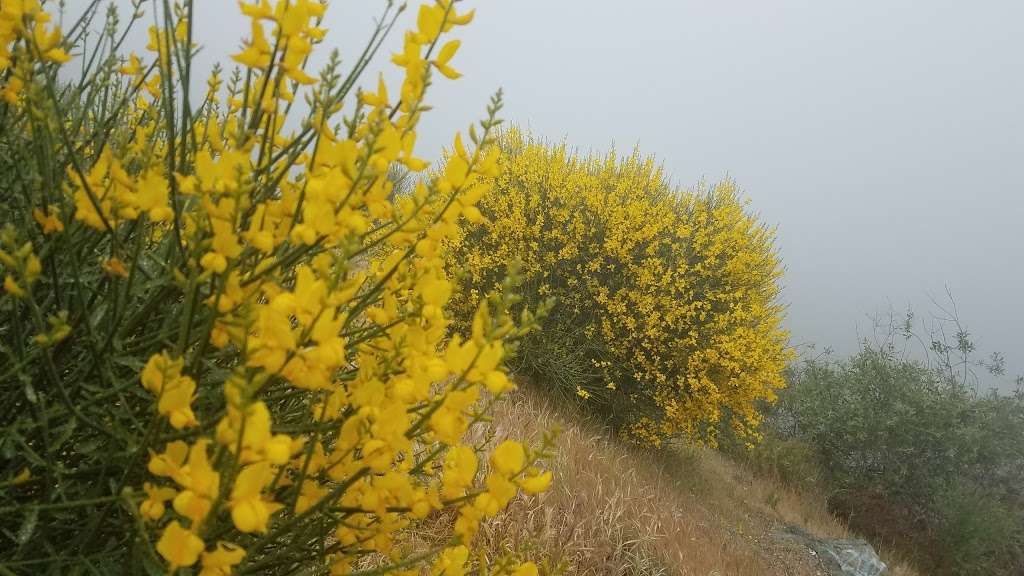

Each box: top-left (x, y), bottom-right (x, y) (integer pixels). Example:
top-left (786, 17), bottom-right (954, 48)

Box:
top-left (934, 483), bottom-right (1023, 576)
top-left (724, 431), bottom-right (824, 493)
top-left (766, 322), bottom-right (1024, 575)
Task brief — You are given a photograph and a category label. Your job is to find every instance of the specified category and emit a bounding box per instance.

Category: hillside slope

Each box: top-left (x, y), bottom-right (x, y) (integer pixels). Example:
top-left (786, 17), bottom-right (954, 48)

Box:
top-left (477, 389), bottom-right (919, 576)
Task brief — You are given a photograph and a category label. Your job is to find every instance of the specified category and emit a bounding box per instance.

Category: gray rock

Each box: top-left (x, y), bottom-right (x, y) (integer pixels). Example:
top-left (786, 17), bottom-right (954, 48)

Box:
top-left (777, 525), bottom-right (888, 576)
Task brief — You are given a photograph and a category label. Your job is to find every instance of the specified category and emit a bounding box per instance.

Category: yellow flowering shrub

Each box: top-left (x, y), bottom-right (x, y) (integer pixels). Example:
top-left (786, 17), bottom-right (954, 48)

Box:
top-left (0, 1), bottom-right (550, 573)
top-left (449, 130), bottom-right (792, 446)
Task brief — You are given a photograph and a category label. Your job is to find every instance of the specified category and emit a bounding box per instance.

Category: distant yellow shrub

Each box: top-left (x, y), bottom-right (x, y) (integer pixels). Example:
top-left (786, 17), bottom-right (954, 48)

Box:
top-left (449, 130), bottom-right (792, 445)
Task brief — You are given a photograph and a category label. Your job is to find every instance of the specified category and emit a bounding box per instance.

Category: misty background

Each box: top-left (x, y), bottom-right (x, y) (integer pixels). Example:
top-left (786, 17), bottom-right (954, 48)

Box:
top-left (91, 0), bottom-right (1023, 391)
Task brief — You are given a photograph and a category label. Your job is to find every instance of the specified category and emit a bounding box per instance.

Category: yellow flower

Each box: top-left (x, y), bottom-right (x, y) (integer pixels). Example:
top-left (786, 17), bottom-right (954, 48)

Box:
top-left (200, 252), bottom-right (228, 273)
top-left (1, 76), bottom-right (23, 104)
top-left (431, 545), bottom-right (469, 576)
top-left (432, 39), bottom-right (461, 79)
top-left (443, 336), bottom-right (477, 375)
top-left (230, 461), bottom-right (282, 533)
top-left (418, 272), bottom-right (452, 307)
top-left (518, 470), bottom-right (552, 495)
top-left (32, 20), bottom-right (69, 63)
top-left (216, 401), bottom-right (278, 461)
top-left (42, 46), bottom-right (70, 63)
top-left (140, 482), bottom-right (177, 521)
top-left (142, 352), bottom-right (198, 429)
top-left (232, 43), bottom-right (269, 69)
top-left (135, 171), bottom-right (173, 222)
top-left (484, 371), bottom-right (514, 394)
top-left (3, 275), bottom-right (24, 298)
top-left (491, 440), bottom-right (525, 476)
top-left (156, 521), bottom-right (204, 569)
top-left (172, 441), bottom-right (219, 526)
top-left (148, 440), bottom-right (189, 483)
top-left (442, 445), bottom-right (477, 498)
top-left (187, 441), bottom-right (221, 497)
top-left (24, 254), bottom-right (40, 283)
top-left (415, 4), bottom-right (445, 42)
top-left (141, 353), bottom-right (181, 394)
top-left (512, 562), bottom-right (539, 576)
top-left (32, 207), bottom-right (63, 234)
top-left (239, 0), bottom-right (274, 20)
top-left (295, 480), bottom-right (328, 515)
top-left (102, 257), bottom-right (129, 278)
top-left (32, 311), bottom-right (71, 347)
top-left (429, 387), bottom-right (478, 445)
top-left (119, 52), bottom-right (142, 76)
top-left (443, 3), bottom-right (475, 27)
top-left (475, 472), bottom-right (516, 517)
top-left (199, 542), bottom-right (246, 576)
top-left (11, 467), bottom-right (31, 485)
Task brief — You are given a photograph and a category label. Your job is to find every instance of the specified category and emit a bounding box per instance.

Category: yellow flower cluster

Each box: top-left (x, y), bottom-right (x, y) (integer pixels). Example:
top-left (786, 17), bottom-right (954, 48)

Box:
top-left (1, 1), bottom-right (548, 574)
top-left (450, 130), bottom-right (793, 446)
top-left (0, 0), bottom-right (69, 103)
top-left (68, 149), bottom-right (173, 232)
top-left (0, 226), bottom-right (41, 299)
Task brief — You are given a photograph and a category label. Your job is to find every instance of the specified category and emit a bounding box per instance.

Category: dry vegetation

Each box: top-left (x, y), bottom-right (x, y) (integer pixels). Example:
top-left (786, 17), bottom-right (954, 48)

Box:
top-left (464, 389), bottom-right (921, 576)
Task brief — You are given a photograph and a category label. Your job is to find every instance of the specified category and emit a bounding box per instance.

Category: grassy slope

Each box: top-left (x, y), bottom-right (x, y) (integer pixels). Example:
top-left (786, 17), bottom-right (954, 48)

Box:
top-left (476, 389), bottom-right (920, 576)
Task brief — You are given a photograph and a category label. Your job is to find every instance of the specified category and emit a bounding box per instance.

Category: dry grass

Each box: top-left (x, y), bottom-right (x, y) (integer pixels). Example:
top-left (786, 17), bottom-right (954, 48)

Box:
top-left (467, 389), bottom-right (922, 576)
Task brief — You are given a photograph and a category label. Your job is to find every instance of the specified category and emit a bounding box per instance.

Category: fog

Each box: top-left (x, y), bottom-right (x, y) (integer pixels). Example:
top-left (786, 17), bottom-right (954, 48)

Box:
top-left (92, 0), bottom-right (1024, 391)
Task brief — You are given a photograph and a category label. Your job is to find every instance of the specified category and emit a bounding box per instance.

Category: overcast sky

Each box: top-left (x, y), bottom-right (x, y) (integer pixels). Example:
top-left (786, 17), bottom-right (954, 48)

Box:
top-left (95, 0), bottom-right (1023, 391)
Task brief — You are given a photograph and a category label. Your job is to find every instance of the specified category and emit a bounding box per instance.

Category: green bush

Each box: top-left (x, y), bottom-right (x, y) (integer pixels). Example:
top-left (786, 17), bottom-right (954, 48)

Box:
top-left (934, 483), bottom-right (1023, 576)
top-left (724, 431), bottom-right (824, 493)
top-left (768, 331), bottom-right (1024, 575)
